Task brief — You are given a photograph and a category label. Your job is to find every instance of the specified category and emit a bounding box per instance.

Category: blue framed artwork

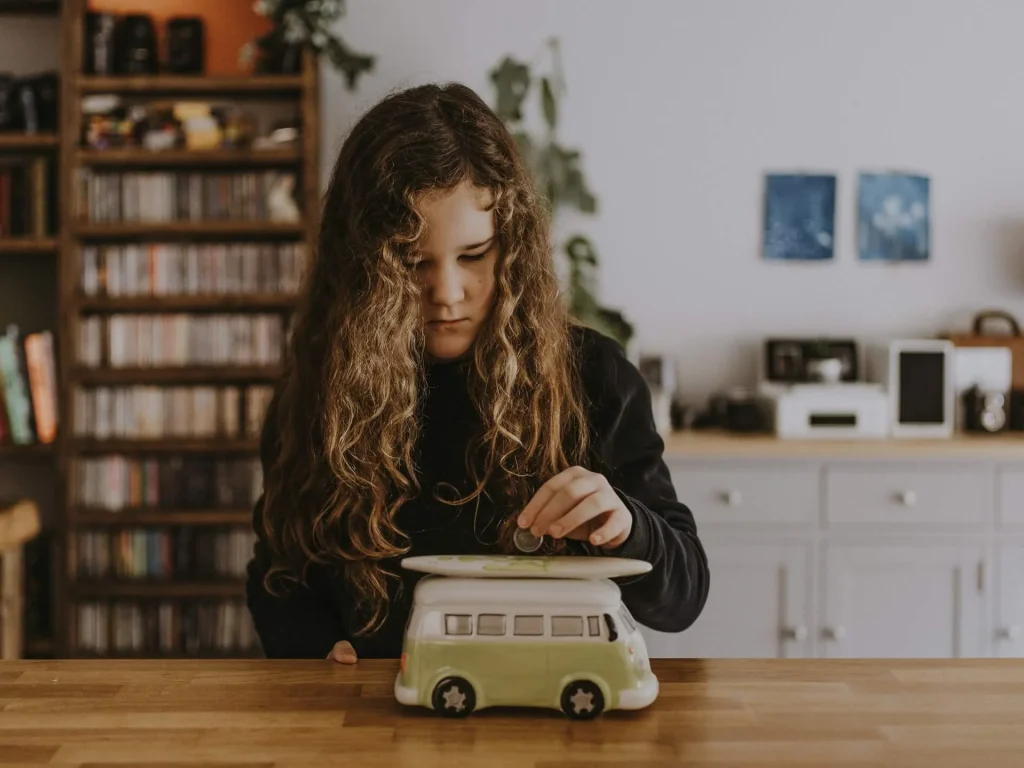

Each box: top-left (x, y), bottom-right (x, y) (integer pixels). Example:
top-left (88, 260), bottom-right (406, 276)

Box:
top-left (858, 173), bottom-right (930, 262)
top-left (763, 173), bottom-right (836, 261)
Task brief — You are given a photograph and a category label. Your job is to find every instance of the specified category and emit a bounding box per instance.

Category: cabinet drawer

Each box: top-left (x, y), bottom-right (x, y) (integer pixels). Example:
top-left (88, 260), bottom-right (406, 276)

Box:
top-left (667, 464), bottom-right (818, 525)
top-left (998, 469), bottom-right (1024, 526)
top-left (824, 466), bottom-right (989, 526)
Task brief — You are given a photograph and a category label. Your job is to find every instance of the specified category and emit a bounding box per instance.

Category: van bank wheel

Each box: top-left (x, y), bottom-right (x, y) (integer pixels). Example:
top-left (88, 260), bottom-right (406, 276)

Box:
top-left (431, 677), bottom-right (476, 717)
top-left (560, 680), bottom-right (605, 720)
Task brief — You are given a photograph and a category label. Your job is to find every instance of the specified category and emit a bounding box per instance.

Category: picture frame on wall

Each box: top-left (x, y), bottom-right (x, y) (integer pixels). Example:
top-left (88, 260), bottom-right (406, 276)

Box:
top-left (763, 173), bottom-right (837, 261)
top-left (858, 172), bottom-right (931, 262)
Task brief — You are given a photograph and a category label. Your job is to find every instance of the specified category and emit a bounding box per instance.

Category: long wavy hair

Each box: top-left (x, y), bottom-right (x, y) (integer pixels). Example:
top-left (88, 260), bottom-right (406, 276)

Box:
top-left (259, 82), bottom-right (589, 633)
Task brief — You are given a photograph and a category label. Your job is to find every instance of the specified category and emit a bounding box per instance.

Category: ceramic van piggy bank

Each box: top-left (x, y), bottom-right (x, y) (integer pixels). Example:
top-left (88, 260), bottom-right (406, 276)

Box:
top-left (393, 554), bottom-right (659, 719)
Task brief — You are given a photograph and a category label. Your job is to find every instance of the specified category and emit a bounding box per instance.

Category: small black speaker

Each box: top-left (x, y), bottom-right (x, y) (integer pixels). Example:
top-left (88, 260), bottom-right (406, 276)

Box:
top-left (166, 17), bottom-right (205, 75)
top-left (1010, 389), bottom-right (1024, 431)
top-left (0, 73), bottom-right (16, 131)
top-left (26, 72), bottom-right (59, 132)
top-left (120, 14), bottom-right (158, 75)
top-left (84, 12), bottom-right (119, 75)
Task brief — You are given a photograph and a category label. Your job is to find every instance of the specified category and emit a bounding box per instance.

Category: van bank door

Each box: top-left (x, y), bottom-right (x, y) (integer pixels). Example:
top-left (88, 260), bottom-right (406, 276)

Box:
top-left (481, 613), bottom-right (548, 706)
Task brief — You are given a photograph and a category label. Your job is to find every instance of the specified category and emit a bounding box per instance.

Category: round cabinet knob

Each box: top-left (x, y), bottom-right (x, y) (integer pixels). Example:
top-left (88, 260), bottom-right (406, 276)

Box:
top-left (897, 490), bottom-right (918, 507)
top-left (823, 625), bottom-right (846, 641)
top-left (722, 490), bottom-right (742, 507)
top-left (782, 625), bottom-right (808, 642)
top-left (999, 625), bottom-right (1021, 641)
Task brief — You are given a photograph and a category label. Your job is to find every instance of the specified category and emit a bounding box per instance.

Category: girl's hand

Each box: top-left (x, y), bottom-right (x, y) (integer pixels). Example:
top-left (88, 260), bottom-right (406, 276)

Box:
top-left (328, 640), bottom-right (358, 664)
top-left (518, 466), bottom-right (632, 550)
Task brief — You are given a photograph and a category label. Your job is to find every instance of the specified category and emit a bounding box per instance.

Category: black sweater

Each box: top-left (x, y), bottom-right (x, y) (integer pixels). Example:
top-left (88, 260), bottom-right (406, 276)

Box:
top-left (246, 326), bottom-right (709, 658)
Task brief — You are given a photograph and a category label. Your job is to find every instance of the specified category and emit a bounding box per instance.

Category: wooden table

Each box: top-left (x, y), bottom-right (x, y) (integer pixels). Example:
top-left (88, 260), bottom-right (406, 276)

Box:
top-left (3, 658), bottom-right (1024, 766)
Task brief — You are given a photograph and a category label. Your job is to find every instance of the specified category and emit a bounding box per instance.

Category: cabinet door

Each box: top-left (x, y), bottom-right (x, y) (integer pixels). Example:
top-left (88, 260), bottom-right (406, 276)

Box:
top-left (994, 540), bottom-right (1024, 658)
top-left (820, 541), bottom-right (986, 658)
top-left (640, 539), bottom-right (813, 659)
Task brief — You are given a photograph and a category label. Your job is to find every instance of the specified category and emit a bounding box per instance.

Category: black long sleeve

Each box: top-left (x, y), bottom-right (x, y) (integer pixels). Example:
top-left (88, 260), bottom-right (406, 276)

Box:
top-left (245, 391), bottom-right (348, 659)
top-left (577, 329), bottom-right (710, 634)
top-left (246, 495), bottom-right (348, 658)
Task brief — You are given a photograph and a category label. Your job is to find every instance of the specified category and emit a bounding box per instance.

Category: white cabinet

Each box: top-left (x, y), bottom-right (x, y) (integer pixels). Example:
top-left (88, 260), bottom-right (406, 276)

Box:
top-left (997, 469), bottom-right (1024, 527)
top-left (659, 452), bottom-right (1023, 660)
top-left (641, 538), bottom-right (813, 659)
top-left (994, 539), bottom-right (1024, 658)
top-left (668, 463), bottom-right (818, 527)
top-left (819, 540), bottom-right (987, 658)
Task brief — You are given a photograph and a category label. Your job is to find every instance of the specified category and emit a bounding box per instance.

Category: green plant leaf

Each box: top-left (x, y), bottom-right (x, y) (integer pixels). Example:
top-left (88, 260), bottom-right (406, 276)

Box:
top-left (325, 37), bottom-right (375, 90)
top-left (489, 57), bottom-right (531, 123)
top-left (541, 76), bottom-right (557, 132)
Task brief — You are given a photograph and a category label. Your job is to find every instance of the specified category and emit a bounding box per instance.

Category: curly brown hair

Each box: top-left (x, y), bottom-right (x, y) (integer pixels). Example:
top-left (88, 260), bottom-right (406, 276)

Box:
top-left (259, 82), bottom-right (589, 633)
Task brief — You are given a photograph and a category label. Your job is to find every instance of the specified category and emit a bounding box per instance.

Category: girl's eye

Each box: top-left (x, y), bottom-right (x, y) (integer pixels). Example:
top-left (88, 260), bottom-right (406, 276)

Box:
top-left (459, 251), bottom-right (489, 263)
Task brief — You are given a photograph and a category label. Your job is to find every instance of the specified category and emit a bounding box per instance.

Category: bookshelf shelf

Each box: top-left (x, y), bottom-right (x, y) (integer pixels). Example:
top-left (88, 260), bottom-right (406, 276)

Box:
top-left (79, 75), bottom-right (304, 96)
top-left (0, 1), bottom-right (59, 15)
top-left (0, 238), bottom-right (59, 254)
top-left (74, 222), bottom-right (305, 239)
top-left (71, 366), bottom-right (284, 385)
top-left (72, 508), bottom-right (252, 526)
top-left (71, 438), bottom-right (261, 454)
top-left (75, 294), bottom-right (299, 312)
top-left (76, 147), bottom-right (302, 167)
top-left (0, 133), bottom-right (60, 150)
top-left (0, 442), bottom-right (54, 457)
top-left (71, 580), bottom-right (246, 599)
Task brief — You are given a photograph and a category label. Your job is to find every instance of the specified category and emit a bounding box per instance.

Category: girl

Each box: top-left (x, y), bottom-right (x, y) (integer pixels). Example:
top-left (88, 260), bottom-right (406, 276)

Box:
top-left (246, 82), bottom-right (709, 662)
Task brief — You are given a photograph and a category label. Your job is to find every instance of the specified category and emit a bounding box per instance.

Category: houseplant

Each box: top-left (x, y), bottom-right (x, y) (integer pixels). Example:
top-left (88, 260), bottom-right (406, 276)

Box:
top-left (249, 0), bottom-right (374, 86)
top-left (489, 38), bottom-right (633, 349)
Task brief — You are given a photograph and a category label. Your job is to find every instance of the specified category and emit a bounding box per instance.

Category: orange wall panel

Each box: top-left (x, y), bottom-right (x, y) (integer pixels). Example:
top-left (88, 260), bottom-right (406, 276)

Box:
top-left (87, 0), bottom-right (272, 74)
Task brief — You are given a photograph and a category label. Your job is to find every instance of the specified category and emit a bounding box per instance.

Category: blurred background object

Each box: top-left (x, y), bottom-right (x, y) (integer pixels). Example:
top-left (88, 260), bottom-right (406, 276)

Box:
top-left (0, 498), bottom-right (40, 659)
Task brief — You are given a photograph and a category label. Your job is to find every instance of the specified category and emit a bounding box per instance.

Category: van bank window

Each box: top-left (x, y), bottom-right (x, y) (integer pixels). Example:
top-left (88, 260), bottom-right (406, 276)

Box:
top-left (551, 616), bottom-right (584, 636)
top-left (513, 615), bottom-right (544, 636)
top-left (477, 614), bottom-right (506, 636)
top-left (445, 614), bottom-right (473, 635)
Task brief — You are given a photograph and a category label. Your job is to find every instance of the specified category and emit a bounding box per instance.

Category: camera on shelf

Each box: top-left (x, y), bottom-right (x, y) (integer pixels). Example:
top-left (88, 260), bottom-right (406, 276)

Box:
top-left (962, 385), bottom-right (1009, 434)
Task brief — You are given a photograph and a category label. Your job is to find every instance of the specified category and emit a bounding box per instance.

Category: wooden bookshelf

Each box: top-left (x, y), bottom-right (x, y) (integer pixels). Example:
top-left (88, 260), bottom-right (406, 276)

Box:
top-left (75, 294), bottom-right (298, 312)
top-left (0, 442), bottom-right (54, 457)
top-left (0, 238), bottom-right (59, 254)
top-left (72, 508), bottom-right (251, 526)
top-left (76, 147), bottom-right (302, 167)
top-left (74, 222), bottom-right (305, 239)
top-left (70, 438), bottom-right (261, 454)
top-left (0, 133), bottom-right (60, 149)
top-left (71, 581), bottom-right (246, 599)
top-left (0, 0), bottom-right (59, 15)
top-left (54, 0), bottom-right (320, 659)
top-left (71, 366), bottom-right (284, 385)
top-left (79, 75), bottom-right (304, 96)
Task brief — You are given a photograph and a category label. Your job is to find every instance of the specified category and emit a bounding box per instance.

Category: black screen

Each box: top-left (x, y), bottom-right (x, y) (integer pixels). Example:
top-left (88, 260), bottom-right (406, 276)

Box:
top-left (899, 351), bottom-right (946, 424)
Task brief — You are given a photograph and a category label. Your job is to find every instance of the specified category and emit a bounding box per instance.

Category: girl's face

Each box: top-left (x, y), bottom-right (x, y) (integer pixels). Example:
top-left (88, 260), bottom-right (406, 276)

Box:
top-left (412, 180), bottom-right (499, 361)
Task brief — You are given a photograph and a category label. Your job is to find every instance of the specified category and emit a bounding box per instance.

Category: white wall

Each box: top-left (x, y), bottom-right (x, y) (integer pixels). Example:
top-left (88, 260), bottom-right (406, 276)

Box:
top-left (0, 15), bottom-right (60, 74)
top-left (324, 0), bottom-right (1024, 400)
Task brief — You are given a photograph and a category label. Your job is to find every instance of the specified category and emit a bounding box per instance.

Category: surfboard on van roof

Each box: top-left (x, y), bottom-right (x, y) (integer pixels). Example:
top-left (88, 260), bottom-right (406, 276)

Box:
top-left (399, 554), bottom-right (653, 580)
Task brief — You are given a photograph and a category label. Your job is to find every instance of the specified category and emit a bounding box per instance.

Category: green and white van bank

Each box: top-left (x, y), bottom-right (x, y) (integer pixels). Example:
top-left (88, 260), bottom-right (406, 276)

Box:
top-left (393, 554), bottom-right (659, 719)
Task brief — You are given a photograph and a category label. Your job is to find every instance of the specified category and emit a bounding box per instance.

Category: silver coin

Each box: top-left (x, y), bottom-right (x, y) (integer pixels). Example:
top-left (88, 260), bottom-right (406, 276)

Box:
top-left (513, 527), bottom-right (543, 553)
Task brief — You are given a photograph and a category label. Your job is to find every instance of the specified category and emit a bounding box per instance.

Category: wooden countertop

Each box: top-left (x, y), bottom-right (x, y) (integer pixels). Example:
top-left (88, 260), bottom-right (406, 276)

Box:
top-left (663, 430), bottom-right (1024, 460)
top-left (3, 658), bottom-right (1024, 766)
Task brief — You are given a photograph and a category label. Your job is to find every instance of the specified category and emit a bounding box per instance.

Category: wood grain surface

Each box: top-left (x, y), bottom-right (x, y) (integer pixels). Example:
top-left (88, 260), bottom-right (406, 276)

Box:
top-left (2, 658), bottom-right (1024, 766)
top-left (662, 429), bottom-right (1024, 460)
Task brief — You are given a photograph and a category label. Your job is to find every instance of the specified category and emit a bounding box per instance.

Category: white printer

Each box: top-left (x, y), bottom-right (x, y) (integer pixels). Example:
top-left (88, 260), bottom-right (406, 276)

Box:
top-left (757, 338), bottom-right (889, 439)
